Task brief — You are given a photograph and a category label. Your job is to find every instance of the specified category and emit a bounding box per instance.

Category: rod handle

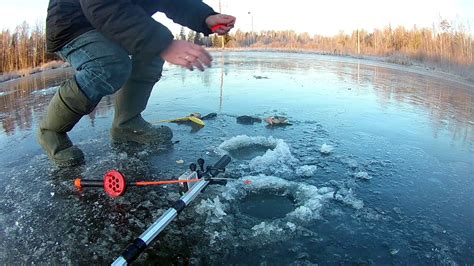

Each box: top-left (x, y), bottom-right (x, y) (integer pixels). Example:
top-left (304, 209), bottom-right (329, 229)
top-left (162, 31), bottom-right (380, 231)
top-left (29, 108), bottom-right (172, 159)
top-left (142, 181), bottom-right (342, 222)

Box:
top-left (211, 24), bottom-right (227, 32)
top-left (74, 178), bottom-right (103, 189)
top-left (213, 155), bottom-right (231, 169)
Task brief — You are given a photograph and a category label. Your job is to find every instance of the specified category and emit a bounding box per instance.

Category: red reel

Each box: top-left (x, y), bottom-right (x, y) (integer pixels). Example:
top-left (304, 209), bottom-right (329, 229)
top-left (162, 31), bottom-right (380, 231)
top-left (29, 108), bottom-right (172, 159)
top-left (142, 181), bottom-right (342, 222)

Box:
top-left (103, 170), bottom-right (127, 197)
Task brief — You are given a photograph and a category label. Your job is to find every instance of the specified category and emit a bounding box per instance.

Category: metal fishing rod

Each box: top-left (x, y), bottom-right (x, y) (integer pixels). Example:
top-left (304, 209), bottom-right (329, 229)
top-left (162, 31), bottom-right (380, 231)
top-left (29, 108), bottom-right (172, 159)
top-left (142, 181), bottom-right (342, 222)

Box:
top-left (74, 157), bottom-right (229, 197)
top-left (112, 155), bottom-right (231, 265)
top-left (75, 170), bottom-right (201, 197)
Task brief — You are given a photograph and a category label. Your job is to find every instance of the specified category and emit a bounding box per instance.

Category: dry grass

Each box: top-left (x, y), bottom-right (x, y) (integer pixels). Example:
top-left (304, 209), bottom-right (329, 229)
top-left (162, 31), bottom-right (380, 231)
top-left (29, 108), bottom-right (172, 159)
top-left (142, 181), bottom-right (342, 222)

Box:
top-left (383, 53), bottom-right (414, 66)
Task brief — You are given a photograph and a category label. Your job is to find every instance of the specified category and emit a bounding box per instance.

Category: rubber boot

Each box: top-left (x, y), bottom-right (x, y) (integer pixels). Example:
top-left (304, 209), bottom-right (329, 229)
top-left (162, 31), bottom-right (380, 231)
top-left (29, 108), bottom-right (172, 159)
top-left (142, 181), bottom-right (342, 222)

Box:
top-left (37, 79), bottom-right (97, 167)
top-left (110, 79), bottom-right (172, 145)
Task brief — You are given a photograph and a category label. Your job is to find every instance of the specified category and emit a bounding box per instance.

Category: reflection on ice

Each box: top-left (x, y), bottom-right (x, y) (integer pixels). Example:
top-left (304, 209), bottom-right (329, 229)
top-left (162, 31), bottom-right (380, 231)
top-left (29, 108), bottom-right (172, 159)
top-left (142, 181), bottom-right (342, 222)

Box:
top-left (30, 86), bottom-right (58, 96)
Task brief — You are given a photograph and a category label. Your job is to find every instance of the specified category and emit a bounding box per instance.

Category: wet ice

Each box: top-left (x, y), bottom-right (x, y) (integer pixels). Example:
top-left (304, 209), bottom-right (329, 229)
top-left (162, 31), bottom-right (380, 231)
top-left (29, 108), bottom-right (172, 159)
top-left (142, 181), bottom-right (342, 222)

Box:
top-left (1, 51), bottom-right (473, 264)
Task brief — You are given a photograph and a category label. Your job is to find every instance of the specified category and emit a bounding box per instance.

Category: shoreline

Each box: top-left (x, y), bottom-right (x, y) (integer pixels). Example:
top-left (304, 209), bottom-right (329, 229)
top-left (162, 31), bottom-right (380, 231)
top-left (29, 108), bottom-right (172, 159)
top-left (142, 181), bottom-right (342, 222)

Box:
top-left (0, 60), bottom-right (69, 84)
top-left (2, 49), bottom-right (473, 88)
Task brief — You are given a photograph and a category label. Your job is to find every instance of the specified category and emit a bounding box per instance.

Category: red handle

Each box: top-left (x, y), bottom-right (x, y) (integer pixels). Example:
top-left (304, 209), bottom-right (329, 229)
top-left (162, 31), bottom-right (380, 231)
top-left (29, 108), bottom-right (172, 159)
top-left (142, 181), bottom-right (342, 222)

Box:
top-left (211, 24), bottom-right (227, 33)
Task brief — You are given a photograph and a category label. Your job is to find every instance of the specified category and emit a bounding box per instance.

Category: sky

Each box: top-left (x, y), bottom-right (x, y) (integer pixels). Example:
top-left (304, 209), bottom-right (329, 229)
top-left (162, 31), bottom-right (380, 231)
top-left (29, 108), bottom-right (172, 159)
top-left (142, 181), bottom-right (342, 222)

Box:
top-left (1, 0), bottom-right (473, 36)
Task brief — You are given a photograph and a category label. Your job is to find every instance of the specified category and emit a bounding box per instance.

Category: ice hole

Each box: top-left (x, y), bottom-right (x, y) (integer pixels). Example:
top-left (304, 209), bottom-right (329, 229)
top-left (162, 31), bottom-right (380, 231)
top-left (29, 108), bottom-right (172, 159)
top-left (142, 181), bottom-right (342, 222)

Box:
top-left (227, 143), bottom-right (277, 160)
top-left (239, 190), bottom-right (295, 219)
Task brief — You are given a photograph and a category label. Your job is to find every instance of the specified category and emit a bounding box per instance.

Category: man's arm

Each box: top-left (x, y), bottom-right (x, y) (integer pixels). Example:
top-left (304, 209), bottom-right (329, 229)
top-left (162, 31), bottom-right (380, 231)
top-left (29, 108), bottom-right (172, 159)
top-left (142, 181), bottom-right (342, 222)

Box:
top-left (153, 0), bottom-right (218, 35)
top-left (79, 0), bottom-right (174, 58)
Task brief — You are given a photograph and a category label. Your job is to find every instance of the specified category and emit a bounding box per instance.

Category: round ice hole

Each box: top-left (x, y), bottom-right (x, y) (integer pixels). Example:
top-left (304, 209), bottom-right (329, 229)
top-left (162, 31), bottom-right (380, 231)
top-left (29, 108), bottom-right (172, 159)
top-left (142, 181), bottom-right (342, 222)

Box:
top-left (239, 191), bottom-right (295, 219)
top-left (228, 144), bottom-right (276, 160)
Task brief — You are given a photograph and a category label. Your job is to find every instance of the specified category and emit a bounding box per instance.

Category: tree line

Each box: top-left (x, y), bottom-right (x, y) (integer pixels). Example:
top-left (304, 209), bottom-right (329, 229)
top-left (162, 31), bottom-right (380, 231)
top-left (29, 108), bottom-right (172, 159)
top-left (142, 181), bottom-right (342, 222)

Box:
top-left (1, 20), bottom-right (473, 77)
top-left (1, 22), bottom-right (52, 74)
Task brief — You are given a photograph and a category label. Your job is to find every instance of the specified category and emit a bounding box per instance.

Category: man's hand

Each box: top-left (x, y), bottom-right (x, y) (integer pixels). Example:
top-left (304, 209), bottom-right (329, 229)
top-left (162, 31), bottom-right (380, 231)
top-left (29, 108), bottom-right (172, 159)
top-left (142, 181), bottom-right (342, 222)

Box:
top-left (160, 40), bottom-right (213, 71)
top-left (205, 14), bottom-right (236, 35)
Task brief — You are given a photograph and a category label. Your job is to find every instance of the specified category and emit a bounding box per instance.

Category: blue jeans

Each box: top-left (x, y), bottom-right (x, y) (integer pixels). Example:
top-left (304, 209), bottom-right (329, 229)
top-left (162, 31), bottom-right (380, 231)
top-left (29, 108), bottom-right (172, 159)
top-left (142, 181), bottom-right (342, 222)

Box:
top-left (58, 30), bottom-right (165, 104)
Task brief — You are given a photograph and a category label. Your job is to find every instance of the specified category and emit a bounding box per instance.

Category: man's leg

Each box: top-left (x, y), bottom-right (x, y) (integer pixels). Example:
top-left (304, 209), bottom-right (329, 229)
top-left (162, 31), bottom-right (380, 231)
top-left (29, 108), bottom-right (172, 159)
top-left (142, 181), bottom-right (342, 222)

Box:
top-left (38, 30), bottom-right (131, 167)
top-left (111, 56), bottom-right (172, 144)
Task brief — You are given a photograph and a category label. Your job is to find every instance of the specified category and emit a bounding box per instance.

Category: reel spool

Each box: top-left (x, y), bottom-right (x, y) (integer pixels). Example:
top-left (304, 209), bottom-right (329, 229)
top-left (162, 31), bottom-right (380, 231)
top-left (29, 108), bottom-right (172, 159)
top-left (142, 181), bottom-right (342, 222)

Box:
top-left (103, 170), bottom-right (127, 197)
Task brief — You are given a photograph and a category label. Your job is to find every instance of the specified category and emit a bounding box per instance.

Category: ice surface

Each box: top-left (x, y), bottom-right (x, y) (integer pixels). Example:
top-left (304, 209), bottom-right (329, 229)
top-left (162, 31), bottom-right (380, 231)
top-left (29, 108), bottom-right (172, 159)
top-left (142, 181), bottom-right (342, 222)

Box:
top-left (1, 52), bottom-right (472, 264)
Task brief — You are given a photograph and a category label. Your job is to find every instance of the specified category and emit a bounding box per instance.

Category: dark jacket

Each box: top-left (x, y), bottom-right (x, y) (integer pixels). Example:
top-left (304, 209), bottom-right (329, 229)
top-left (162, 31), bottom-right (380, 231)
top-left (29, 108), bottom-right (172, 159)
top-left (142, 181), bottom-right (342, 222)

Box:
top-left (46, 0), bottom-right (216, 57)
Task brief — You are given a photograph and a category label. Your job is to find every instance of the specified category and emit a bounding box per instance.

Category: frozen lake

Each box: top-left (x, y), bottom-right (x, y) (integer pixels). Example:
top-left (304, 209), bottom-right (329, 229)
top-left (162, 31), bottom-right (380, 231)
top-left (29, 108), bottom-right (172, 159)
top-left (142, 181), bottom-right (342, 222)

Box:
top-left (0, 51), bottom-right (473, 264)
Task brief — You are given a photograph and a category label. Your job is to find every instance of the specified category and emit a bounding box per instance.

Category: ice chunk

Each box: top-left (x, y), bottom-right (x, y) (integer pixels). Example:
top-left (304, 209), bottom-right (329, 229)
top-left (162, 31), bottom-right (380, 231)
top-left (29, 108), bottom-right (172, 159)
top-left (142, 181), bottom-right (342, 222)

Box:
top-left (217, 135), bottom-right (279, 154)
top-left (320, 143), bottom-right (334, 154)
top-left (355, 171), bottom-right (371, 180)
top-left (333, 187), bottom-right (364, 209)
top-left (296, 165), bottom-right (317, 177)
top-left (248, 139), bottom-right (298, 175)
top-left (218, 135), bottom-right (299, 176)
top-left (289, 206), bottom-right (314, 221)
top-left (195, 197), bottom-right (227, 224)
top-left (286, 222), bottom-right (296, 232)
top-left (251, 222), bottom-right (281, 236)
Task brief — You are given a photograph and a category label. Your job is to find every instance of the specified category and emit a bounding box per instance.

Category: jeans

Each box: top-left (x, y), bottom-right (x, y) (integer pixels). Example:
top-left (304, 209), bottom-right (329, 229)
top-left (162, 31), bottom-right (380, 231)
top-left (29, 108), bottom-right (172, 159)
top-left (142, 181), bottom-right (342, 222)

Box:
top-left (58, 30), bottom-right (165, 104)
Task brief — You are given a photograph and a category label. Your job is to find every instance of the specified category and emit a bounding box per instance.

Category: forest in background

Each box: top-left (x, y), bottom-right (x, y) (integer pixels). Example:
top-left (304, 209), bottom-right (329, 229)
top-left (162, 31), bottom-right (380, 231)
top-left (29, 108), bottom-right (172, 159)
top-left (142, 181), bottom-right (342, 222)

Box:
top-left (1, 19), bottom-right (473, 81)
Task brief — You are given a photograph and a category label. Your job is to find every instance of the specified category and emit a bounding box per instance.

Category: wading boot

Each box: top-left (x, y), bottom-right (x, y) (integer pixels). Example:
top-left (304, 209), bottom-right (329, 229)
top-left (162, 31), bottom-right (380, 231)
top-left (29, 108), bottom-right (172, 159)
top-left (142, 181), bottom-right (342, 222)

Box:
top-left (37, 79), bottom-right (97, 167)
top-left (111, 80), bottom-right (172, 145)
